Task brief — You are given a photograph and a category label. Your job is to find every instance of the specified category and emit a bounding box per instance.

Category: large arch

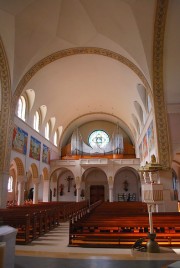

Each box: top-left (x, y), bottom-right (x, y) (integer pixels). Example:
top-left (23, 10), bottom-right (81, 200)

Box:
top-left (12, 47), bottom-right (153, 160)
top-left (82, 167), bottom-right (108, 204)
top-left (60, 112), bottom-right (136, 149)
top-left (13, 157), bottom-right (25, 176)
top-left (114, 166), bottom-right (141, 202)
top-left (0, 37), bottom-right (12, 173)
top-left (12, 42), bottom-right (171, 168)
top-left (0, 37), bottom-right (12, 207)
top-left (50, 167), bottom-right (75, 201)
top-left (153, 0), bottom-right (171, 167)
top-left (13, 47), bottom-right (152, 103)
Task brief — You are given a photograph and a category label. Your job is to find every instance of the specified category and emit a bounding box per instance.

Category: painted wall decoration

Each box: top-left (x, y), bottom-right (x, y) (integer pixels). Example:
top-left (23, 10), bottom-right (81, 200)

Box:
top-left (147, 121), bottom-right (155, 153)
top-left (12, 126), bottom-right (28, 154)
top-left (29, 136), bottom-right (41, 161)
top-left (42, 144), bottom-right (50, 164)
top-left (142, 133), bottom-right (148, 159)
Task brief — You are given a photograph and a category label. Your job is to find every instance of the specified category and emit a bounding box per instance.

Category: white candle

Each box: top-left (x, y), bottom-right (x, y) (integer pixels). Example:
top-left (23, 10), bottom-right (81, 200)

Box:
top-left (149, 211), bottom-right (153, 233)
top-left (0, 242), bottom-right (6, 268)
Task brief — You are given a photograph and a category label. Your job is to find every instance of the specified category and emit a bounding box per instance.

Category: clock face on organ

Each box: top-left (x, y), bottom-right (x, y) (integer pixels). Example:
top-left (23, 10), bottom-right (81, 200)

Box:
top-left (88, 130), bottom-right (109, 149)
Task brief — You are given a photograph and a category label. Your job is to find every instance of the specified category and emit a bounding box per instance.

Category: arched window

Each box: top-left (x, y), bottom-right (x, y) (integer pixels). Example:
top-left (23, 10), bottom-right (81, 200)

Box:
top-left (34, 111), bottom-right (40, 132)
top-left (17, 96), bottom-right (26, 121)
top-left (8, 176), bottom-right (13, 192)
top-left (45, 122), bottom-right (50, 140)
top-left (54, 130), bottom-right (58, 146)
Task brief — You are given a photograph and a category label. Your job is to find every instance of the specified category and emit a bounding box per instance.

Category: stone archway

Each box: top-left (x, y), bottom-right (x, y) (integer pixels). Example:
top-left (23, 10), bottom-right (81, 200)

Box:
top-left (82, 167), bottom-right (108, 204)
top-left (114, 167), bottom-right (141, 202)
top-left (0, 37), bottom-right (12, 207)
top-left (50, 168), bottom-right (75, 202)
top-left (10, 158), bottom-right (25, 204)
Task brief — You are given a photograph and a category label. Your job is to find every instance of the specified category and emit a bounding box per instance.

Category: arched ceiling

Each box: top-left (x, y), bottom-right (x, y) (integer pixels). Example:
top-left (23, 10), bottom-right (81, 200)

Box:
top-left (0, 0), bottom-right (180, 146)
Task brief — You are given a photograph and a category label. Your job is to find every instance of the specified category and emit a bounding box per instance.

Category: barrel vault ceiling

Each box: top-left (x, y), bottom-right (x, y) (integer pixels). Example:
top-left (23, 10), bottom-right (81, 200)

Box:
top-left (0, 0), bottom-right (179, 146)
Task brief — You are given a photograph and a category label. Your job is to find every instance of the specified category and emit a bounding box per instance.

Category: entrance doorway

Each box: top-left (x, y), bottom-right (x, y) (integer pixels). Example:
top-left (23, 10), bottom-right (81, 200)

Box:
top-left (90, 185), bottom-right (104, 204)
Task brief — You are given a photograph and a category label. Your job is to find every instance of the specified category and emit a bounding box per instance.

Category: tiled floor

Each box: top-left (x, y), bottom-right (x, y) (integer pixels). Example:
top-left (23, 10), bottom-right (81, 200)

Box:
top-left (15, 222), bottom-right (180, 268)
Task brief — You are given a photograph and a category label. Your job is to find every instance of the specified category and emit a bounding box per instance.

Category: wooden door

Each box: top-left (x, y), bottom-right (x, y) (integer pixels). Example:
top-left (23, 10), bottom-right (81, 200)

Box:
top-left (90, 185), bottom-right (104, 204)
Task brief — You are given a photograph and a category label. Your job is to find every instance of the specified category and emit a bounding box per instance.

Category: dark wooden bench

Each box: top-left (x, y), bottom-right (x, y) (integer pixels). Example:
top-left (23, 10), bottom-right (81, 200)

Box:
top-left (0, 211), bottom-right (31, 244)
top-left (1, 200), bottom-right (89, 244)
top-left (69, 202), bottom-right (180, 248)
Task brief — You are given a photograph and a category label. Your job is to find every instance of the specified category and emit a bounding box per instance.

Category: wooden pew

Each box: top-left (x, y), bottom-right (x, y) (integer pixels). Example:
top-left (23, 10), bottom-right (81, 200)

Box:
top-left (1, 201), bottom-right (89, 245)
top-left (69, 202), bottom-right (180, 248)
top-left (0, 211), bottom-right (31, 244)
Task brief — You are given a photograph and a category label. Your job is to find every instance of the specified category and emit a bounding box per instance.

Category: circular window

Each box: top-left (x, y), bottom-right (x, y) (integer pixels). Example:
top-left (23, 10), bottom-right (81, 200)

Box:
top-left (89, 130), bottom-right (109, 149)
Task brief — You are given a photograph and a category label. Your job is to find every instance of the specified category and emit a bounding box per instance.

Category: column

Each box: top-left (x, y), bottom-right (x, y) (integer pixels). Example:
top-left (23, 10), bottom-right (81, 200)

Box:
top-left (17, 176), bottom-right (25, 206)
top-left (43, 179), bottom-right (50, 202)
top-left (76, 187), bottom-right (80, 202)
top-left (17, 181), bottom-right (25, 205)
top-left (33, 183), bottom-right (39, 204)
top-left (108, 176), bottom-right (114, 202)
top-left (109, 187), bottom-right (113, 202)
top-left (75, 176), bottom-right (81, 203)
top-left (143, 172), bottom-right (148, 183)
top-left (32, 178), bottom-right (40, 204)
top-left (0, 172), bottom-right (9, 208)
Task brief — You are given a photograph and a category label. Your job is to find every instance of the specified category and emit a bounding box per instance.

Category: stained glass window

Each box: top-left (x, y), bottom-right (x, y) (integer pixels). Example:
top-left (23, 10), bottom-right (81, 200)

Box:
top-left (89, 130), bottom-right (109, 148)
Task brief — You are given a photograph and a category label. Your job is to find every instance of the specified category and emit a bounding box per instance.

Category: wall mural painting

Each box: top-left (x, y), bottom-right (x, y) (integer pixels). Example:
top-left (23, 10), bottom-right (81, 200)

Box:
top-left (142, 133), bottom-right (148, 159)
top-left (29, 136), bottom-right (41, 161)
top-left (12, 126), bottom-right (28, 155)
top-left (147, 121), bottom-right (155, 154)
top-left (42, 144), bottom-right (50, 164)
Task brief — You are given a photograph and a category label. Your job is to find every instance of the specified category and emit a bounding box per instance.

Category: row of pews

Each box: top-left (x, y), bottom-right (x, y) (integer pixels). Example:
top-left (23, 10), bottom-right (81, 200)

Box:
top-left (69, 202), bottom-right (180, 248)
top-left (0, 201), bottom-right (88, 244)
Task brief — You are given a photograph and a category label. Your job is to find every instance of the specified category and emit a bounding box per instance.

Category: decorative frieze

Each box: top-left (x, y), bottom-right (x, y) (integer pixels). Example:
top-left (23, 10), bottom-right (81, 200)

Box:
top-left (153, 0), bottom-right (170, 168)
top-left (0, 37), bottom-right (12, 173)
top-left (13, 47), bottom-right (152, 109)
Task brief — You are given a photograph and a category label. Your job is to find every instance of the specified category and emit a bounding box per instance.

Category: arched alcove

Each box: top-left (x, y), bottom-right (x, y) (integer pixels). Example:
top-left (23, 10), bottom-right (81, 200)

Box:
top-left (114, 167), bottom-right (141, 202)
top-left (82, 167), bottom-right (108, 204)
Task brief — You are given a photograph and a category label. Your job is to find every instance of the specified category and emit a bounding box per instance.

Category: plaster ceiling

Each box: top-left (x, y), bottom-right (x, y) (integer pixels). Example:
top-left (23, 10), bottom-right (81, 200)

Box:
top-left (0, 0), bottom-right (179, 145)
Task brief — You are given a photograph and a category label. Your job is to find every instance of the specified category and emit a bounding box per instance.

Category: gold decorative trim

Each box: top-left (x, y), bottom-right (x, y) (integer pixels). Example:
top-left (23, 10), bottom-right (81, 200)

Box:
top-left (153, 0), bottom-right (170, 168)
top-left (13, 47), bottom-right (152, 107)
top-left (12, 47), bottom-right (153, 153)
top-left (0, 36), bottom-right (12, 172)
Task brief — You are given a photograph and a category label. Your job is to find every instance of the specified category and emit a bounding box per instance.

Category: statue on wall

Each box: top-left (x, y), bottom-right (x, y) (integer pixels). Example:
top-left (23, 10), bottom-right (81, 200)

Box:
top-left (65, 176), bottom-right (74, 192)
